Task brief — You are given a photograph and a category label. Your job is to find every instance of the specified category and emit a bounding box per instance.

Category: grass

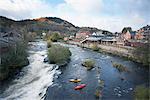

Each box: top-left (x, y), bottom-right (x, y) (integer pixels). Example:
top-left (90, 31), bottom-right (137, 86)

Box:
top-left (82, 59), bottom-right (95, 70)
top-left (47, 44), bottom-right (71, 65)
top-left (112, 62), bottom-right (128, 72)
top-left (134, 85), bottom-right (149, 100)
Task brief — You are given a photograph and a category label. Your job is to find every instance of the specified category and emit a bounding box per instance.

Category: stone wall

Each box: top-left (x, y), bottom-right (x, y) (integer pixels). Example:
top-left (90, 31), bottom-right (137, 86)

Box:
top-left (67, 40), bottom-right (142, 63)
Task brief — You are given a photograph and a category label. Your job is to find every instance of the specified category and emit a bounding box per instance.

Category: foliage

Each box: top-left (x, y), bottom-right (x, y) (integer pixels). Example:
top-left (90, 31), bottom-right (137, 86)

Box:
top-left (91, 44), bottom-right (99, 51)
top-left (43, 32), bottom-right (62, 42)
top-left (82, 59), bottom-right (95, 70)
top-left (0, 42), bottom-right (29, 80)
top-left (134, 85), bottom-right (149, 100)
top-left (122, 27), bottom-right (132, 33)
top-left (50, 32), bottom-right (61, 42)
top-left (48, 44), bottom-right (71, 64)
top-left (1, 42), bottom-right (28, 67)
top-left (112, 62), bottom-right (128, 72)
top-left (95, 89), bottom-right (102, 99)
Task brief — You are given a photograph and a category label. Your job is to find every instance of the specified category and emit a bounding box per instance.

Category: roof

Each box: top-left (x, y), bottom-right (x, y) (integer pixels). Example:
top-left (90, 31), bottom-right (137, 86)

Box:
top-left (81, 36), bottom-right (117, 43)
top-left (91, 32), bottom-right (105, 37)
top-left (101, 37), bottom-right (117, 42)
top-left (86, 37), bottom-right (103, 41)
top-left (80, 37), bottom-right (102, 43)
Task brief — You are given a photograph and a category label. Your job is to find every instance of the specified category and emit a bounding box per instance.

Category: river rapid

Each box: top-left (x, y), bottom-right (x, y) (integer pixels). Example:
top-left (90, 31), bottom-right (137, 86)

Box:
top-left (0, 40), bottom-right (61, 100)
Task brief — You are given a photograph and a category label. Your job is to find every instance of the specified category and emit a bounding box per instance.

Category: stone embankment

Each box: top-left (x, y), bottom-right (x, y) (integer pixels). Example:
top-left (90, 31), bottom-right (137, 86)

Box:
top-left (67, 41), bottom-right (141, 63)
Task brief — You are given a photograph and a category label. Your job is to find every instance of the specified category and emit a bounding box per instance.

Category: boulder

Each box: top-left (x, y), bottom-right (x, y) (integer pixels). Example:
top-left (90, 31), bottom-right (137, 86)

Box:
top-left (43, 57), bottom-right (49, 63)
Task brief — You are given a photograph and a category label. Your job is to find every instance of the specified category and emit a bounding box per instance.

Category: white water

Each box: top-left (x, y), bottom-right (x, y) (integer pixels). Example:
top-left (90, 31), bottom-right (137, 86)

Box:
top-left (0, 41), bottom-right (60, 100)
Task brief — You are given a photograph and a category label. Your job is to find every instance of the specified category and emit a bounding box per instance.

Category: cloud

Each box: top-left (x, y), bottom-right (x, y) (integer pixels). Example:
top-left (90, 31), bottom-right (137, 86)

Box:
top-left (64, 0), bottom-right (102, 14)
top-left (0, 0), bottom-right (54, 19)
top-left (55, 0), bottom-right (149, 32)
top-left (0, 0), bottom-right (149, 32)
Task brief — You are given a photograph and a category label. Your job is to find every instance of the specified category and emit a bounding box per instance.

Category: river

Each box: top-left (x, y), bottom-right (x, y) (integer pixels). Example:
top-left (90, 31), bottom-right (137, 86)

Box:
top-left (0, 40), bottom-right (149, 100)
top-left (0, 40), bottom-right (61, 100)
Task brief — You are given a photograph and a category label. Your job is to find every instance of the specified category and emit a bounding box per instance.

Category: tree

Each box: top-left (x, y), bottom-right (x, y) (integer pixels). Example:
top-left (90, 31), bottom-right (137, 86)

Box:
top-left (122, 27), bottom-right (132, 33)
top-left (50, 32), bottom-right (61, 42)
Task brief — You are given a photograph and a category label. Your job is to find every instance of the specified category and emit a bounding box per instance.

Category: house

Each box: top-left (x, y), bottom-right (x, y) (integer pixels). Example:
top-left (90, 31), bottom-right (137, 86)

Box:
top-left (81, 33), bottom-right (117, 46)
top-left (102, 30), bottom-right (113, 36)
top-left (130, 31), bottom-right (136, 39)
top-left (75, 31), bottom-right (91, 40)
top-left (135, 30), bottom-right (144, 40)
top-left (64, 35), bottom-right (75, 41)
top-left (116, 39), bottom-right (125, 46)
top-left (123, 30), bottom-right (131, 40)
top-left (64, 37), bottom-right (69, 41)
top-left (114, 32), bottom-right (120, 37)
top-left (90, 31), bottom-right (105, 37)
top-left (142, 25), bottom-right (150, 40)
top-left (119, 27), bottom-right (132, 41)
top-left (42, 32), bottom-right (46, 36)
top-left (81, 36), bottom-right (103, 44)
top-left (101, 36), bottom-right (117, 45)
top-left (136, 25), bottom-right (150, 40)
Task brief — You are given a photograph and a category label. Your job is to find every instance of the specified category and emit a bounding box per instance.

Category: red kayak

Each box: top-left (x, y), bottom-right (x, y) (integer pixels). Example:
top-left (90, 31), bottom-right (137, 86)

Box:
top-left (75, 84), bottom-right (86, 90)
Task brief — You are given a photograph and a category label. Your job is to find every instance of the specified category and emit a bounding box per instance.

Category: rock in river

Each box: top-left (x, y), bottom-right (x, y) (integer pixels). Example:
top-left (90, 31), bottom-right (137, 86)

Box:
top-left (44, 57), bottom-right (49, 63)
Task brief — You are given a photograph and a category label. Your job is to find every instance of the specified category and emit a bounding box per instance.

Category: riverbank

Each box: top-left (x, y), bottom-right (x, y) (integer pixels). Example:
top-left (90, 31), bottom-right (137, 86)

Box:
top-left (66, 41), bottom-right (147, 66)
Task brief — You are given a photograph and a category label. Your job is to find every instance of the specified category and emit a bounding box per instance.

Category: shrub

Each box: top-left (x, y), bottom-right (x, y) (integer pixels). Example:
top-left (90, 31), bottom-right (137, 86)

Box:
top-left (134, 85), bottom-right (149, 100)
top-left (112, 62), bottom-right (128, 72)
top-left (1, 42), bottom-right (28, 68)
top-left (50, 32), bottom-right (61, 42)
top-left (95, 88), bottom-right (102, 99)
top-left (82, 59), bottom-right (95, 70)
top-left (48, 44), bottom-right (71, 65)
top-left (91, 44), bottom-right (99, 51)
top-left (0, 42), bottom-right (29, 80)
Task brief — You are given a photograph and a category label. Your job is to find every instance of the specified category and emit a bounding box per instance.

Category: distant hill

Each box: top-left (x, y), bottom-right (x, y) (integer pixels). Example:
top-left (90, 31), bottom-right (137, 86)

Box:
top-left (0, 16), bottom-right (112, 36)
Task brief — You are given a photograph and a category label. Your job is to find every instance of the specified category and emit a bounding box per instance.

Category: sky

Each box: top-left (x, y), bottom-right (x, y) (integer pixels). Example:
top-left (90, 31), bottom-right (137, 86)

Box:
top-left (0, 0), bottom-right (150, 32)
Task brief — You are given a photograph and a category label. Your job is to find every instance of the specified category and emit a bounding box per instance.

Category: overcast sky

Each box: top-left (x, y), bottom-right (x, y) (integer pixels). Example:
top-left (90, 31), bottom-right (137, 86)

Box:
top-left (0, 0), bottom-right (149, 32)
